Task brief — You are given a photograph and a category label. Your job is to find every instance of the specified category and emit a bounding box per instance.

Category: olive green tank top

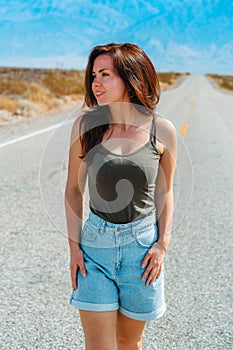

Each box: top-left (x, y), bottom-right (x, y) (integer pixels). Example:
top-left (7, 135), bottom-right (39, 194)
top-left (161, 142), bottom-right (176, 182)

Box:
top-left (86, 116), bottom-right (161, 223)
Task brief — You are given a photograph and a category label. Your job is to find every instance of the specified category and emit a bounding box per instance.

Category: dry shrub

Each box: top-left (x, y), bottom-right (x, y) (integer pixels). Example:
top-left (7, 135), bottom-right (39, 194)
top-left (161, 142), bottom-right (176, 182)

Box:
top-left (158, 73), bottom-right (173, 85)
top-left (24, 83), bottom-right (56, 109)
top-left (69, 93), bottom-right (84, 101)
top-left (221, 77), bottom-right (233, 90)
top-left (42, 69), bottom-right (85, 96)
top-left (158, 72), bottom-right (183, 85)
top-left (0, 97), bottom-right (17, 113)
top-left (0, 79), bottom-right (27, 95)
top-left (207, 74), bottom-right (233, 91)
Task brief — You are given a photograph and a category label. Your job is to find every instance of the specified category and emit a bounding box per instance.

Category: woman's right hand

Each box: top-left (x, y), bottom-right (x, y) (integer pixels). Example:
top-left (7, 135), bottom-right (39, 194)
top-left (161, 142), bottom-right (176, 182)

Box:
top-left (70, 246), bottom-right (86, 290)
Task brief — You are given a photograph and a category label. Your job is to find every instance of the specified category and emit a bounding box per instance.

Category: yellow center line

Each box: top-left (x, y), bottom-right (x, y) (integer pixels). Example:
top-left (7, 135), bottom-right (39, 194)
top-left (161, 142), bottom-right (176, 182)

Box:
top-left (180, 123), bottom-right (189, 136)
top-left (180, 104), bottom-right (194, 136)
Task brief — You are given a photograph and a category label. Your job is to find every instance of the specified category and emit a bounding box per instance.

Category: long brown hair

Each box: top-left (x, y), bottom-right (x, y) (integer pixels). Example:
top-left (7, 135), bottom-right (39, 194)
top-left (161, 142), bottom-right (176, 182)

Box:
top-left (79, 43), bottom-right (160, 158)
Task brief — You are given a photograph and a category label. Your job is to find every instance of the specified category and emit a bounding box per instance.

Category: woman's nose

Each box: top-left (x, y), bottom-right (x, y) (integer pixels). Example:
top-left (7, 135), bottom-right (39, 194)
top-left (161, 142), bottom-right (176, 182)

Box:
top-left (93, 77), bottom-right (102, 86)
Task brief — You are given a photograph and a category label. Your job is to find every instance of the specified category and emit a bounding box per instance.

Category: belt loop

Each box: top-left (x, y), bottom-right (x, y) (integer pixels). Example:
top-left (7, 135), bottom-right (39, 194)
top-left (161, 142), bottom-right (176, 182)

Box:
top-left (132, 223), bottom-right (136, 236)
top-left (98, 221), bottom-right (105, 235)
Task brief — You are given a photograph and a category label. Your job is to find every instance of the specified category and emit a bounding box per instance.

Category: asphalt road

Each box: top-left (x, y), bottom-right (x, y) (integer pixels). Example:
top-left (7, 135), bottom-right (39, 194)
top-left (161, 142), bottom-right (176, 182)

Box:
top-left (0, 76), bottom-right (232, 349)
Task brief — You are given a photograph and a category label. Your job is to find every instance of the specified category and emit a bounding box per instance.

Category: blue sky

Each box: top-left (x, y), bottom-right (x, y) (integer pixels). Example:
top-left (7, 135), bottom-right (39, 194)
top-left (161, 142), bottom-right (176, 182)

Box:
top-left (0, 0), bottom-right (233, 74)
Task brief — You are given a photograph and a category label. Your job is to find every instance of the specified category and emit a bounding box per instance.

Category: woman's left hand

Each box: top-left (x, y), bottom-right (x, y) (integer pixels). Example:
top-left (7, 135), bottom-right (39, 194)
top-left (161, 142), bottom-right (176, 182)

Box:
top-left (141, 242), bottom-right (166, 286)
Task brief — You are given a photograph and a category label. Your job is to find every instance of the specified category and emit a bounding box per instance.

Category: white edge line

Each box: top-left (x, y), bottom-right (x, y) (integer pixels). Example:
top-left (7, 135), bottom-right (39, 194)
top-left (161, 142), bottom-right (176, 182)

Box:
top-left (0, 120), bottom-right (73, 149)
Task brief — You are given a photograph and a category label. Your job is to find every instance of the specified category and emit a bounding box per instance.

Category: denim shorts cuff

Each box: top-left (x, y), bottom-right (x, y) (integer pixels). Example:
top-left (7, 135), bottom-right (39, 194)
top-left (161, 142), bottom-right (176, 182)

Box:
top-left (119, 304), bottom-right (167, 321)
top-left (70, 299), bottom-right (119, 312)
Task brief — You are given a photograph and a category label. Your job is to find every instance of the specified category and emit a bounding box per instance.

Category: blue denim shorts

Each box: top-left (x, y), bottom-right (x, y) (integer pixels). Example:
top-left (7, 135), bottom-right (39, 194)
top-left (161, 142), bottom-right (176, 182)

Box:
top-left (70, 210), bottom-right (166, 321)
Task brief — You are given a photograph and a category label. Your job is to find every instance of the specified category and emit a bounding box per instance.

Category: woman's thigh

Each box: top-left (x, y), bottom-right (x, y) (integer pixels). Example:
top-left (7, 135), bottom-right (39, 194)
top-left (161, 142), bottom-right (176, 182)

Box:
top-left (79, 310), bottom-right (117, 350)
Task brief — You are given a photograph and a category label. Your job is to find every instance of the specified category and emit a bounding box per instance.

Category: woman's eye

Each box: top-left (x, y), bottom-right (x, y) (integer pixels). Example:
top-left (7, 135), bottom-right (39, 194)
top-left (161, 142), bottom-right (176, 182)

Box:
top-left (91, 73), bottom-right (109, 82)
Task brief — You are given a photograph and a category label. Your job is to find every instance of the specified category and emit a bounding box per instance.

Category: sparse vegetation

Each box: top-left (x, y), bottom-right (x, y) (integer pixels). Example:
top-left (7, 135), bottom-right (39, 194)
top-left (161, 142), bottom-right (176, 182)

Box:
top-left (0, 97), bottom-right (17, 113)
top-left (0, 67), bottom-right (85, 125)
top-left (1, 78), bottom-right (28, 95)
top-left (42, 69), bottom-right (85, 96)
top-left (206, 74), bottom-right (233, 92)
top-left (24, 82), bottom-right (55, 108)
top-left (158, 72), bottom-right (183, 84)
top-left (157, 72), bottom-right (189, 90)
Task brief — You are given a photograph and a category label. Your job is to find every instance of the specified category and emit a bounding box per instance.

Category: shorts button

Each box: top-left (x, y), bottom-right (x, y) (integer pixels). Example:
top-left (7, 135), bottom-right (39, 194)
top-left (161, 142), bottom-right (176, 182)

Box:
top-left (116, 227), bottom-right (121, 231)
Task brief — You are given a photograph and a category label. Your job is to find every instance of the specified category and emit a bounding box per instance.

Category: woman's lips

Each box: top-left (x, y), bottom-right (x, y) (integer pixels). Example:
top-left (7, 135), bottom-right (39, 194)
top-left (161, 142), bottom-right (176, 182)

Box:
top-left (95, 92), bottom-right (105, 98)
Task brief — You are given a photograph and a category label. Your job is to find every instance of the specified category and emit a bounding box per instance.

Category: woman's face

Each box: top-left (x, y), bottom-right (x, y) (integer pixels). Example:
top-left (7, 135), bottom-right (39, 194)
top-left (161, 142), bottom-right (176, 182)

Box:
top-left (92, 54), bottom-right (129, 106)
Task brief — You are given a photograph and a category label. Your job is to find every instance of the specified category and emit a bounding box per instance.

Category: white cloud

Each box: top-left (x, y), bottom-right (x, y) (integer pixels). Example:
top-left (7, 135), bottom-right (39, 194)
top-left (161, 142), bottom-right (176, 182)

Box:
top-left (167, 42), bottom-right (202, 59)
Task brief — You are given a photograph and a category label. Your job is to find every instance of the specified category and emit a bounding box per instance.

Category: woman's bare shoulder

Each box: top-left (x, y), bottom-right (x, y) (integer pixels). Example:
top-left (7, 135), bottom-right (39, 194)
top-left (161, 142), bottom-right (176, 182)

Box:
top-left (156, 114), bottom-right (176, 134)
top-left (70, 113), bottom-right (85, 143)
top-left (156, 114), bottom-right (177, 150)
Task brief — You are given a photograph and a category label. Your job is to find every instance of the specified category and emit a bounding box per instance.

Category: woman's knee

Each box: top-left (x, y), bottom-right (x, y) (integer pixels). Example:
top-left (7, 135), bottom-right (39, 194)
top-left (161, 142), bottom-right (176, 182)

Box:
top-left (85, 340), bottom-right (116, 350)
top-left (117, 336), bottom-right (143, 350)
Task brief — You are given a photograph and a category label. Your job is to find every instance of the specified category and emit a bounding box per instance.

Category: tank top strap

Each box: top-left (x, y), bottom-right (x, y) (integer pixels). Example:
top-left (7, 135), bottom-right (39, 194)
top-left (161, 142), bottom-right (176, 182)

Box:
top-left (150, 115), bottom-right (157, 146)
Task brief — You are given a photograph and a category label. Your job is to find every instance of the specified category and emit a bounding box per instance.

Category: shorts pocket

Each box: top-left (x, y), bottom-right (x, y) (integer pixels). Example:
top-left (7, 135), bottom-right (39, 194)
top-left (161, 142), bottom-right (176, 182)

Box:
top-left (135, 223), bottom-right (158, 248)
top-left (81, 219), bottom-right (98, 242)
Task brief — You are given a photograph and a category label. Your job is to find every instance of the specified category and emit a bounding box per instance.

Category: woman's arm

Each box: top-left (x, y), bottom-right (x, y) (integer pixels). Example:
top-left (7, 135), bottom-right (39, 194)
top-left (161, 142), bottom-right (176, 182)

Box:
top-left (64, 117), bottom-right (88, 289)
top-left (154, 119), bottom-right (177, 250)
top-left (141, 118), bottom-right (177, 285)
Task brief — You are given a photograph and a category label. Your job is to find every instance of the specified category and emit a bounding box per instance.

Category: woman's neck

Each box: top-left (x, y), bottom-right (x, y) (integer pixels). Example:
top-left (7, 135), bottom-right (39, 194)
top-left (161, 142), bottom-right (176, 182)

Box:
top-left (109, 103), bottom-right (147, 131)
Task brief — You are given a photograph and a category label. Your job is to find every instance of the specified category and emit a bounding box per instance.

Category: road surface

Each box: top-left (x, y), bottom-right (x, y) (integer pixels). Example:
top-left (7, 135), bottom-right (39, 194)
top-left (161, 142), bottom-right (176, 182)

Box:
top-left (0, 76), bottom-right (232, 349)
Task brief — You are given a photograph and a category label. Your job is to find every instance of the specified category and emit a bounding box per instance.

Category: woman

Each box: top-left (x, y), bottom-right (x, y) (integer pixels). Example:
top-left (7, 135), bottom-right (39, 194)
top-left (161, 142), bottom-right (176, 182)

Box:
top-left (65, 43), bottom-right (177, 350)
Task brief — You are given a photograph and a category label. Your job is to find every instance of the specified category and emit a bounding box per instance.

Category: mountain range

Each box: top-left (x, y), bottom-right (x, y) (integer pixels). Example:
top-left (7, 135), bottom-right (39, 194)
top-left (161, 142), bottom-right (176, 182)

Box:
top-left (0, 0), bottom-right (232, 74)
